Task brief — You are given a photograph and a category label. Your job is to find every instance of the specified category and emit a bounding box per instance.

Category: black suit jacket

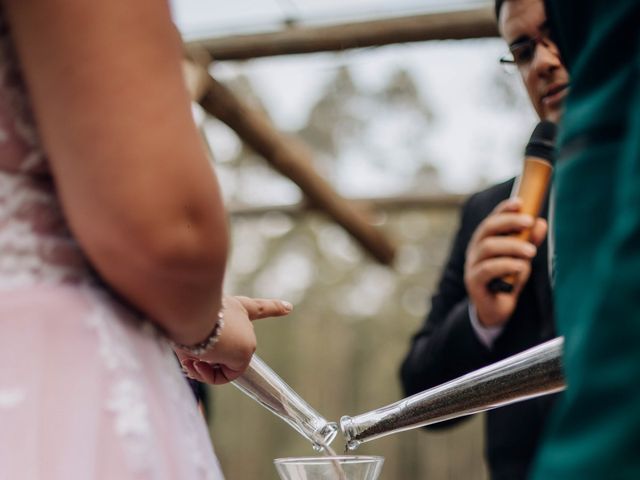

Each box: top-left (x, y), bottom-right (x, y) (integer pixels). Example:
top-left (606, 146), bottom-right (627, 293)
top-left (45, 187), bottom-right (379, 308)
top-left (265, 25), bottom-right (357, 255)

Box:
top-left (400, 179), bottom-right (558, 480)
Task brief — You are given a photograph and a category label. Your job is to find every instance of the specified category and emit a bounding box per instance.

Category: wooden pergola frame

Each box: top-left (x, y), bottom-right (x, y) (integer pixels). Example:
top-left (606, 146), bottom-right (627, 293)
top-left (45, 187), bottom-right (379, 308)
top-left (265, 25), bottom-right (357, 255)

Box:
top-left (183, 6), bottom-right (498, 265)
top-left (186, 7), bottom-right (497, 60)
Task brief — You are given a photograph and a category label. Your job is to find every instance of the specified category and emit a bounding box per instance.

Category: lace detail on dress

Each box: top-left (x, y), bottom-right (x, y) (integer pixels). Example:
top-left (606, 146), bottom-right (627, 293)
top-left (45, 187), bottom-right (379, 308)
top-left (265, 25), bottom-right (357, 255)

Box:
top-left (0, 387), bottom-right (25, 409)
top-left (85, 288), bottom-right (218, 479)
top-left (85, 289), bottom-right (156, 475)
top-left (0, 14), bottom-right (91, 289)
top-left (0, 171), bottom-right (91, 288)
top-left (158, 342), bottom-right (219, 480)
top-left (0, 17), bottom-right (46, 175)
top-left (107, 378), bottom-right (155, 474)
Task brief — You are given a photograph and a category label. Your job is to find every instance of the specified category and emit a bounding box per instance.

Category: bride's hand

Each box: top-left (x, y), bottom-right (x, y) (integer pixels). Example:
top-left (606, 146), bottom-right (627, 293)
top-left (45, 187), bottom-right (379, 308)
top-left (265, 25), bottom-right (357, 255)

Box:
top-left (176, 295), bottom-right (292, 385)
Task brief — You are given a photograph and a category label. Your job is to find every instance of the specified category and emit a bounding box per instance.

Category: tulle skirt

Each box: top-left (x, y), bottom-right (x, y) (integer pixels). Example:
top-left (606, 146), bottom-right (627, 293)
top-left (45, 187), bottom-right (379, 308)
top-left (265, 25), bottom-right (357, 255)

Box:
top-left (0, 284), bottom-right (224, 480)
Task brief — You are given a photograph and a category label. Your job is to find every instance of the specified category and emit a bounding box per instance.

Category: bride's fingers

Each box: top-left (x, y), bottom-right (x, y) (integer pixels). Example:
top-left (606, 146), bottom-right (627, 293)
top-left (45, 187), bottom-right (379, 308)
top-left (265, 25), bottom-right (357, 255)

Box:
top-left (233, 296), bottom-right (293, 321)
top-left (182, 359), bottom-right (206, 382)
top-left (192, 361), bottom-right (219, 384)
top-left (193, 361), bottom-right (238, 385)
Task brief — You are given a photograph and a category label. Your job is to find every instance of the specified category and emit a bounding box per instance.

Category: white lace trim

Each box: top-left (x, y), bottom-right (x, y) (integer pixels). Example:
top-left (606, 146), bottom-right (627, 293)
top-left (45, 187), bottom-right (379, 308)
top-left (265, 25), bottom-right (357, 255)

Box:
top-left (0, 387), bottom-right (25, 409)
top-left (0, 17), bottom-right (86, 290)
top-left (85, 287), bottom-right (217, 479)
top-left (158, 341), bottom-right (218, 480)
top-left (0, 170), bottom-right (89, 289)
top-left (84, 289), bottom-right (156, 475)
top-left (0, 21), bottom-right (47, 173)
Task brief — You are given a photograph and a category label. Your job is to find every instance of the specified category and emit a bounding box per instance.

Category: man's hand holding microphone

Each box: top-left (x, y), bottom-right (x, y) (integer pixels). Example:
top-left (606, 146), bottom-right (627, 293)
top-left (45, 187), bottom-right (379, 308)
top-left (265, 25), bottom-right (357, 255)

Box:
top-left (465, 121), bottom-right (557, 329)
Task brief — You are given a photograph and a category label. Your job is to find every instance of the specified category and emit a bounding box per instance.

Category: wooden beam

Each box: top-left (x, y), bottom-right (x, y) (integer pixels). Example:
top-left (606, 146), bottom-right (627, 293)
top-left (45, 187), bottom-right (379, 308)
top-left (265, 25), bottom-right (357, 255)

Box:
top-left (186, 7), bottom-right (498, 61)
top-left (185, 60), bottom-right (396, 265)
top-left (227, 193), bottom-right (467, 217)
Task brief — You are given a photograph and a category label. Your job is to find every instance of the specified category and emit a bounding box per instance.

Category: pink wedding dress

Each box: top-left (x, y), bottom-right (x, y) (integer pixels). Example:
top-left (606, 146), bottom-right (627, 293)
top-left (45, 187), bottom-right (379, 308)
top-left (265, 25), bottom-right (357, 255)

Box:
top-left (0, 14), bottom-right (225, 480)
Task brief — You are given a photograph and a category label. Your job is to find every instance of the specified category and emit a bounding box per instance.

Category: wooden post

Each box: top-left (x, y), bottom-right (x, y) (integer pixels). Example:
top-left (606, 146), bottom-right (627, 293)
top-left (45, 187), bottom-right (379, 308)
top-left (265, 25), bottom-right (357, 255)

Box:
top-left (226, 193), bottom-right (467, 217)
top-left (184, 60), bottom-right (396, 264)
top-left (186, 7), bottom-right (498, 61)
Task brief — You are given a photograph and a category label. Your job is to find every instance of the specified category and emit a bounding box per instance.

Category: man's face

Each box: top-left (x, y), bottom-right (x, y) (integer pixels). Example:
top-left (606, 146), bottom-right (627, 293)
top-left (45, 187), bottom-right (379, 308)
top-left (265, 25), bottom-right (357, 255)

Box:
top-left (498, 0), bottom-right (569, 123)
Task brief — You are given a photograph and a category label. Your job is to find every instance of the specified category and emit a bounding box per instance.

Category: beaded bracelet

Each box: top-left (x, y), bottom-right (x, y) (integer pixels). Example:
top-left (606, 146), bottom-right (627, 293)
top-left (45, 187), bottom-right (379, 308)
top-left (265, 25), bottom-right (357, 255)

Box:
top-left (170, 305), bottom-right (225, 356)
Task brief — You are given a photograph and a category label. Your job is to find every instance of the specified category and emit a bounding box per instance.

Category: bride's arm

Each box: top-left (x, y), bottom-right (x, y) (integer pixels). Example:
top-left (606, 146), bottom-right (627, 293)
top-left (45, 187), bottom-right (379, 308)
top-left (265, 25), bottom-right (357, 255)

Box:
top-left (2, 0), bottom-right (231, 348)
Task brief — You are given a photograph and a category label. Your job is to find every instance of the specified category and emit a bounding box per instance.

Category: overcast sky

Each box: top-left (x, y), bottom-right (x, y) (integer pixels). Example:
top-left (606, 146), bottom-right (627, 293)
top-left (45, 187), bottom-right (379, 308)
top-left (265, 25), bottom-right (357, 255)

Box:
top-left (170, 0), bottom-right (536, 197)
top-left (170, 0), bottom-right (490, 39)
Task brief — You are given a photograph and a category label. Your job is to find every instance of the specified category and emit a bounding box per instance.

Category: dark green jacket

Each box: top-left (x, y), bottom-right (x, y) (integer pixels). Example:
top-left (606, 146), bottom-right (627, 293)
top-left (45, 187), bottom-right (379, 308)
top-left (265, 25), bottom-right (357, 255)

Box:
top-left (533, 1), bottom-right (640, 478)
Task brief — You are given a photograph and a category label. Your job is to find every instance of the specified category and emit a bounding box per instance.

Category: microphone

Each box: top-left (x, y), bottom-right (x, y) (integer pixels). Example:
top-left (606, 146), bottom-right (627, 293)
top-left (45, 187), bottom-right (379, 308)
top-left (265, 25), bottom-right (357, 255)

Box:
top-left (488, 120), bottom-right (557, 293)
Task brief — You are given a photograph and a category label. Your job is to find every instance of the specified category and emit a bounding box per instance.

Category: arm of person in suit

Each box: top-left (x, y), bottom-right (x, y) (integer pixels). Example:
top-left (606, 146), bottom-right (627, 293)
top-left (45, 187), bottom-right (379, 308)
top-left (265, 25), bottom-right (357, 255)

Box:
top-left (400, 193), bottom-right (547, 429)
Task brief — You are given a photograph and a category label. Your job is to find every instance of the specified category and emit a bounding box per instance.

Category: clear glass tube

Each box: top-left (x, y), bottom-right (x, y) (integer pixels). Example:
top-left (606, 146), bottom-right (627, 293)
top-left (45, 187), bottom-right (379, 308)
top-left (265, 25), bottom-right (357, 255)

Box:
top-left (233, 355), bottom-right (338, 451)
top-left (341, 337), bottom-right (565, 450)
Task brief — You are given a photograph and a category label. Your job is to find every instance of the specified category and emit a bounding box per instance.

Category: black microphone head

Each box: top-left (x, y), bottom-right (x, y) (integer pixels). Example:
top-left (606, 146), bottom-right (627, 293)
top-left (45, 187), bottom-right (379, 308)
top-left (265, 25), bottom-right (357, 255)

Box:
top-left (524, 120), bottom-right (558, 165)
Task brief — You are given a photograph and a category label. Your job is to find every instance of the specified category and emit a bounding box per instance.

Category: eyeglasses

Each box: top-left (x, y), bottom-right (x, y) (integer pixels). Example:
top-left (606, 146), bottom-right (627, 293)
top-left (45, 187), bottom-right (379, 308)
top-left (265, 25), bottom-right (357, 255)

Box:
top-left (499, 28), bottom-right (557, 73)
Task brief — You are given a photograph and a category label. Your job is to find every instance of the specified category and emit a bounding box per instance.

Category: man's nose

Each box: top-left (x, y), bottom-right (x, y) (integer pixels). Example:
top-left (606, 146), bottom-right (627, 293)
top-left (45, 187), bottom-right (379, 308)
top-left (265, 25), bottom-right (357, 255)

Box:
top-left (532, 41), bottom-right (561, 75)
